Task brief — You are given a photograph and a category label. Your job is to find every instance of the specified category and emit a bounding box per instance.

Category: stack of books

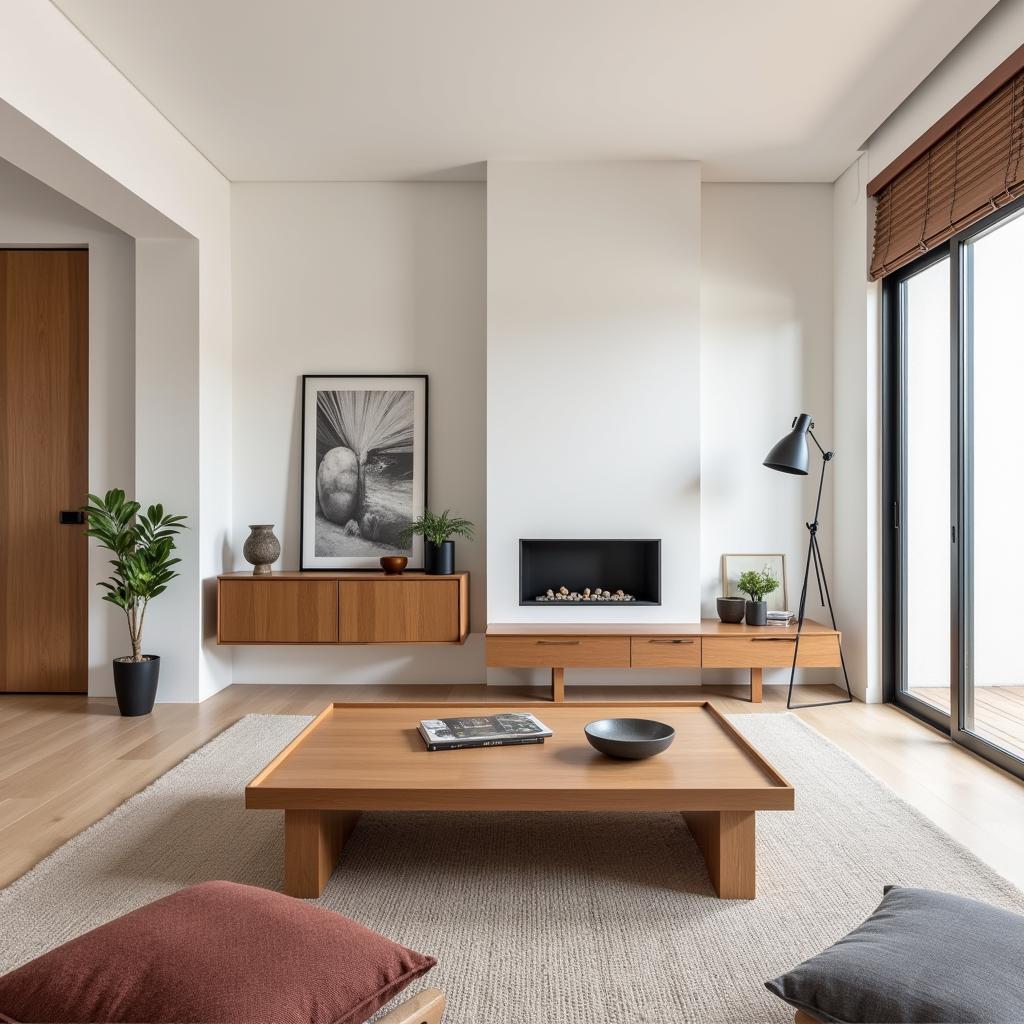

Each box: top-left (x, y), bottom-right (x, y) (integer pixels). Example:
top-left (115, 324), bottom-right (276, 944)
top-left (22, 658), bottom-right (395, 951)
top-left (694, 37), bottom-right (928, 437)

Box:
top-left (418, 712), bottom-right (553, 752)
top-left (767, 610), bottom-right (796, 626)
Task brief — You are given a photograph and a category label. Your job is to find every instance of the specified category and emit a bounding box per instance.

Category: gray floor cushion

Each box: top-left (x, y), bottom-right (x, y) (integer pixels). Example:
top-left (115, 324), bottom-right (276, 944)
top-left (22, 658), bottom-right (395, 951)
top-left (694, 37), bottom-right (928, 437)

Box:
top-left (766, 886), bottom-right (1024, 1024)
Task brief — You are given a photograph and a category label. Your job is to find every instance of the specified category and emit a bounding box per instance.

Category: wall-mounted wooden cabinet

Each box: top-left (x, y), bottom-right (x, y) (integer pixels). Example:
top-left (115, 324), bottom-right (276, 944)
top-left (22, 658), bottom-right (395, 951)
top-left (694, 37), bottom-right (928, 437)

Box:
top-left (217, 572), bottom-right (469, 645)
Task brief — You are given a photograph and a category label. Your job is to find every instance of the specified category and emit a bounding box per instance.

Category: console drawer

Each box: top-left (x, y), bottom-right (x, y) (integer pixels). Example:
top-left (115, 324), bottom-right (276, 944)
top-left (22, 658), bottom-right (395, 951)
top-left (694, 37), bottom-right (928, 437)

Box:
top-left (630, 636), bottom-right (701, 668)
top-left (486, 635), bottom-right (630, 668)
top-left (701, 634), bottom-right (840, 668)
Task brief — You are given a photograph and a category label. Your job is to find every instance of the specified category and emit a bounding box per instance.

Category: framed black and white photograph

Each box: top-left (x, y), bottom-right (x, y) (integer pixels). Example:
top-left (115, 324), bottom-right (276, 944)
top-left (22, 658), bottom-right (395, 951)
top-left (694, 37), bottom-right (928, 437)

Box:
top-left (301, 375), bottom-right (428, 570)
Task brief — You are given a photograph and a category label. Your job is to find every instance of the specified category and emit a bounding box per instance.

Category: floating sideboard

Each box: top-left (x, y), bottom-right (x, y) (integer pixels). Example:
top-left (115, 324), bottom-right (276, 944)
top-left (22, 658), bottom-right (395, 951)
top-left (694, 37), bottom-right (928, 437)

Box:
top-left (485, 619), bottom-right (841, 702)
top-left (217, 571), bottom-right (469, 645)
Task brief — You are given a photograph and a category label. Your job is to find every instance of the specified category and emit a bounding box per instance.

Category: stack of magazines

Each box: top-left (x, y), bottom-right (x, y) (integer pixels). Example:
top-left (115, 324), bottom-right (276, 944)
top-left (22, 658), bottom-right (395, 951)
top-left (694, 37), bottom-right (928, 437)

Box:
top-left (767, 610), bottom-right (795, 625)
top-left (418, 712), bottom-right (553, 752)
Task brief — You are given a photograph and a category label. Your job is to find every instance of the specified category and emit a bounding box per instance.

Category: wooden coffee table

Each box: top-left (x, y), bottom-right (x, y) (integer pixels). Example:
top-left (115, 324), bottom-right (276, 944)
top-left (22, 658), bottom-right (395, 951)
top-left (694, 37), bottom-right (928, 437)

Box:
top-left (246, 701), bottom-right (794, 900)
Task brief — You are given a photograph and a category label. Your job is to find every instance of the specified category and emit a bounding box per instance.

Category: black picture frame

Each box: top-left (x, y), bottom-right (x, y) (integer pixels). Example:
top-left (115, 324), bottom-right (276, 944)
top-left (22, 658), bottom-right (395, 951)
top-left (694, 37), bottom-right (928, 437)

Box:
top-left (299, 374), bottom-right (429, 571)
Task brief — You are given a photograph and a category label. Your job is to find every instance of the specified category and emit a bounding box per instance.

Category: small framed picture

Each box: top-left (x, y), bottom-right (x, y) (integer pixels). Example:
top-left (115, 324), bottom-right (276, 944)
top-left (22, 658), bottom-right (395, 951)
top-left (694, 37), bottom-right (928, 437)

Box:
top-left (300, 375), bottom-right (428, 570)
top-left (721, 553), bottom-right (789, 612)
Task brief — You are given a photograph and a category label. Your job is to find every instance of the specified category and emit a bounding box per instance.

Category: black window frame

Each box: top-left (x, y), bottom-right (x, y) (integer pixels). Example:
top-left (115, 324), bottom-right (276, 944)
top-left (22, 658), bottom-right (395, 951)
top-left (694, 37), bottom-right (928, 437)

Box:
top-left (883, 194), bottom-right (1024, 782)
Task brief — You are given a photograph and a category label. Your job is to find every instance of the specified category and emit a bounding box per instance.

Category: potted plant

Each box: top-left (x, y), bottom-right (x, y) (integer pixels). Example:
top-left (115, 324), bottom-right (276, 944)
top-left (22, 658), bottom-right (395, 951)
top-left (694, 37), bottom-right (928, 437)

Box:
top-left (83, 489), bottom-right (187, 716)
top-left (736, 568), bottom-right (779, 626)
top-left (400, 508), bottom-right (474, 575)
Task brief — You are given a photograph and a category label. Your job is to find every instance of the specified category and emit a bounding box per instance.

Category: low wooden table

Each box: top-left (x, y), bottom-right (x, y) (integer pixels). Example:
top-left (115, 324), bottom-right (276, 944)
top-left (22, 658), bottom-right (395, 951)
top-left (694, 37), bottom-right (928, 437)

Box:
top-left (246, 701), bottom-right (794, 900)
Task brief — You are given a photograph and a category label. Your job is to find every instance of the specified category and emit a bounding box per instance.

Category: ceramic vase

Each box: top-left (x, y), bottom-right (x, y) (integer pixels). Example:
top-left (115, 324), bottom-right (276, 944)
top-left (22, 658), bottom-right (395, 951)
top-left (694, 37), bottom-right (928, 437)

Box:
top-left (243, 524), bottom-right (281, 576)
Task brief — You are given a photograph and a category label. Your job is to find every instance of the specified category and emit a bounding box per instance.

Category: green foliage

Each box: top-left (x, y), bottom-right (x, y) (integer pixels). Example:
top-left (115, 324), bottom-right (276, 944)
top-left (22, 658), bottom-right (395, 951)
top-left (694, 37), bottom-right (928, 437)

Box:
top-left (736, 567), bottom-right (780, 603)
top-left (83, 489), bottom-right (187, 662)
top-left (400, 508), bottom-right (475, 546)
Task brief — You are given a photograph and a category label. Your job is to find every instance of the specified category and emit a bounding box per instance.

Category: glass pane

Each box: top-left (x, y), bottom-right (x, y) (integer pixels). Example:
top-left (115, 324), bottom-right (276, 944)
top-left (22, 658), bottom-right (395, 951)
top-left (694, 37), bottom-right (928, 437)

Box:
top-left (902, 257), bottom-right (951, 714)
top-left (967, 209), bottom-right (1024, 762)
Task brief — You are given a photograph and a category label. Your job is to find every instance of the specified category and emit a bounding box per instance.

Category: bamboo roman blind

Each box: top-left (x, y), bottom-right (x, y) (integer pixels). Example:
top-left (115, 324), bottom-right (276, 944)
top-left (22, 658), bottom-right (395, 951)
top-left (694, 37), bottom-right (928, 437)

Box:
top-left (869, 54), bottom-right (1024, 280)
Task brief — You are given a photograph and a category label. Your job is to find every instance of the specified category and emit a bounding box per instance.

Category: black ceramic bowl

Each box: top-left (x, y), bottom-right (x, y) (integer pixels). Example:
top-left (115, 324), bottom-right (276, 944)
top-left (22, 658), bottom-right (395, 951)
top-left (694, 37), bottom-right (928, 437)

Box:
top-left (584, 718), bottom-right (676, 760)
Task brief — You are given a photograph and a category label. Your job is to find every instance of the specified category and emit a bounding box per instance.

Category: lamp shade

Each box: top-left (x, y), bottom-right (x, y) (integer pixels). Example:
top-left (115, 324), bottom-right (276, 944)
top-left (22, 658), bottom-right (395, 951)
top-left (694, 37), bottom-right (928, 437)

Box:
top-left (763, 413), bottom-right (813, 475)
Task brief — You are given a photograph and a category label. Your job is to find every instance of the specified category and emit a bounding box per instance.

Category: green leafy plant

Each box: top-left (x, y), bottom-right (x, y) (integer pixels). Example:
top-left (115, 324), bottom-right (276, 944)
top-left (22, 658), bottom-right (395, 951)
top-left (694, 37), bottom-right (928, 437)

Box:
top-left (400, 508), bottom-right (475, 546)
top-left (83, 489), bottom-right (187, 663)
top-left (736, 568), bottom-right (780, 603)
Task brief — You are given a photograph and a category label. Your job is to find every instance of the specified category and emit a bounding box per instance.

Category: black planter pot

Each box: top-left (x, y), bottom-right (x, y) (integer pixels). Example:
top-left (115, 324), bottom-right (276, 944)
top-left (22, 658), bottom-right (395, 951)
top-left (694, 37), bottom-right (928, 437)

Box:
top-left (716, 596), bottom-right (746, 624)
top-left (745, 600), bottom-right (768, 626)
top-left (424, 540), bottom-right (455, 575)
top-left (112, 655), bottom-right (160, 716)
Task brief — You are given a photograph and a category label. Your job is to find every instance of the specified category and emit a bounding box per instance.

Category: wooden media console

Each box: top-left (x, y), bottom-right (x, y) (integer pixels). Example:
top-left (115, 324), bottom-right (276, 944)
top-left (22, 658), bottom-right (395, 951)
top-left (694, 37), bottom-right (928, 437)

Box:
top-left (485, 619), bottom-right (841, 702)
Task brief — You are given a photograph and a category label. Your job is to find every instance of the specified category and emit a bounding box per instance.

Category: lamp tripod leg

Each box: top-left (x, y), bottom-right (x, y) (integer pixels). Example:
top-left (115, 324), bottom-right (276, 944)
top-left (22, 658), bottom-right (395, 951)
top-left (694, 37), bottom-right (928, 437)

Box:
top-left (787, 529), bottom-right (854, 710)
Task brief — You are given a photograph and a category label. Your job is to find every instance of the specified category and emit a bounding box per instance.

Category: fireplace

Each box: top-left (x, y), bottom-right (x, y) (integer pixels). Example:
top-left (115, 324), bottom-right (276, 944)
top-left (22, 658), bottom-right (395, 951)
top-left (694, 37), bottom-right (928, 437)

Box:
top-left (519, 539), bottom-right (661, 606)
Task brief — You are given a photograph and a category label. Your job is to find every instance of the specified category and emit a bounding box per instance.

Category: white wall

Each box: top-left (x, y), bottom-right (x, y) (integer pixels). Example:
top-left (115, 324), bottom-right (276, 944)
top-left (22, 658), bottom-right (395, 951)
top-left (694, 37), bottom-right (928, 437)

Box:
top-left (700, 183), bottom-right (837, 686)
top-left (831, 0), bottom-right (1024, 702)
top-left (831, 155), bottom-right (881, 703)
top-left (486, 161), bottom-right (702, 629)
top-left (0, 0), bottom-right (233, 701)
top-left (0, 158), bottom-right (134, 695)
top-left (230, 182), bottom-right (487, 684)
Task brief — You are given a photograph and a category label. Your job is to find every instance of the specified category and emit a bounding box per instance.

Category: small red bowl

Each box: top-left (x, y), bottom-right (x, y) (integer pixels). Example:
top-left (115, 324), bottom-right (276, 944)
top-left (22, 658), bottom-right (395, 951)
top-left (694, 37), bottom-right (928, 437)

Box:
top-left (380, 556), bottom-right (408, 575)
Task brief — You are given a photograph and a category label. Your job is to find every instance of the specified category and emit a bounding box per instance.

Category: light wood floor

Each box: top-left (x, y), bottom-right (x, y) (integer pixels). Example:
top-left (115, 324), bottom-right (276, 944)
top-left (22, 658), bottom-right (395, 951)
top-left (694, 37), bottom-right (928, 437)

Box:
top-left (2, 682), bottom-right (1024, 891)
top-left (912, 685), bottom-right (1024, 759)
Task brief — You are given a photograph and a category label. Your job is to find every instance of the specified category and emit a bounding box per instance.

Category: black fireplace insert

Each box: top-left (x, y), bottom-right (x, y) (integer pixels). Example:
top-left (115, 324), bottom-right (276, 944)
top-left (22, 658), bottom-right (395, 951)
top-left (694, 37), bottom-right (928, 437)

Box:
top-left (519, 539), bottom-right (661, 606)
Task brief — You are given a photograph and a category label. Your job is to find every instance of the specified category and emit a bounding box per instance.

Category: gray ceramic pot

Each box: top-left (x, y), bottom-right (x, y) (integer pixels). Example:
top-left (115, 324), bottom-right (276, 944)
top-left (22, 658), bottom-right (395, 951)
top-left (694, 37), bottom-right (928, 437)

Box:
top-left (243, 524), bottom-right (281, 576)
top-left (745, 600), bottom-right (768, 626)
top-left (716, 596), bottom-right (746, 623)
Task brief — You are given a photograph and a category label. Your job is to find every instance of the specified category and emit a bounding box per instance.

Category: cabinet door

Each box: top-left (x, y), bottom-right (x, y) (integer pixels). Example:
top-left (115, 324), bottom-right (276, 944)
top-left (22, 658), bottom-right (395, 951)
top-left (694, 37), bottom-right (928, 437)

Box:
top-left (339, 580), bottom-right (459, 643)
top-left (218, 580), bottom-right (339, 643)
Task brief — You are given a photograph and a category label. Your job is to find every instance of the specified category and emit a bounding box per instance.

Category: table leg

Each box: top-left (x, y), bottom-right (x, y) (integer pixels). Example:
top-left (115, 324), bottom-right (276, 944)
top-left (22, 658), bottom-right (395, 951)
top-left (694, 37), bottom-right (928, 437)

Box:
top-left (284, 809), bottom-right (360, 898)
top-left (551, 666), bottom-right (565, 702)
top-left (750, 667), bottom-right (763, 703)
top-left (681, 809), bottom-right (756, 899)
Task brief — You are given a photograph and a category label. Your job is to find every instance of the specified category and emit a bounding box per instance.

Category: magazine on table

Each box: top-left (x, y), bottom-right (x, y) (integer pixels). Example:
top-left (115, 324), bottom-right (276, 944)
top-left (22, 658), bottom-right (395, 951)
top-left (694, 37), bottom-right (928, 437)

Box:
top-left (418, 712), bottom-right (553, 751)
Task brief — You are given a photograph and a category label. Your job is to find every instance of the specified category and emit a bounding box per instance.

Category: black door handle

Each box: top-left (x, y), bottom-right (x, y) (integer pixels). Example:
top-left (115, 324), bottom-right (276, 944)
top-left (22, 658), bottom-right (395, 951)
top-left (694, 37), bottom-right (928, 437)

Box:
top-left (59, 510), bottom-right (85, 525)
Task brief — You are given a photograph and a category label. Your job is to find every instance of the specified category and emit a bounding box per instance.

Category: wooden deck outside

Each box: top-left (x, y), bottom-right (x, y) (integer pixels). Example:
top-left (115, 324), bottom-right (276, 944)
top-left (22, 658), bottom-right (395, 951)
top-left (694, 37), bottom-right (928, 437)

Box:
top-left (910, 686), bottom-right (1024, 759)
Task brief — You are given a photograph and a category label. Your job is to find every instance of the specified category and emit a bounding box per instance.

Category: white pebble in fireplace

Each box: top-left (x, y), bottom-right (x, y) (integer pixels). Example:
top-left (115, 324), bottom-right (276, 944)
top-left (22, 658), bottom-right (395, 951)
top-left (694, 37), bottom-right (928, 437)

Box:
top-left (535, 586), bottom-right (635, 602)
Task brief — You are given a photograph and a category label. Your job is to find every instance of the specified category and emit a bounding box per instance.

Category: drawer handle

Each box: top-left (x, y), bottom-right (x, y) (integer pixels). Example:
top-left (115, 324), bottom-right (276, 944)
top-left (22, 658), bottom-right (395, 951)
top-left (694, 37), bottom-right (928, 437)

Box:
top-left (751, 637), bottom-right (796, 642)
top-left (536, 640), bottom-right (581, 646)
top-left (649, 639), bottom-right (694, 645)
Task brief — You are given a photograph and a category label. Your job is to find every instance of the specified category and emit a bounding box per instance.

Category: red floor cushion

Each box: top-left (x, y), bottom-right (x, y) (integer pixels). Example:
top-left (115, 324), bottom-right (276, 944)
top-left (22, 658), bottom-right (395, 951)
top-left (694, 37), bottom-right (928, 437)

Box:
top-left (0, 880), bottom-right (435, 1024)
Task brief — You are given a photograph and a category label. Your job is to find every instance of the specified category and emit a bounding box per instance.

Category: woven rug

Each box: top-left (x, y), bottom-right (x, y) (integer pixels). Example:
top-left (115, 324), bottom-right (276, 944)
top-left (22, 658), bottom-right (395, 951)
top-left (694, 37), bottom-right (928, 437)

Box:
top-left (2, 713), bottom-right (1022, 1023)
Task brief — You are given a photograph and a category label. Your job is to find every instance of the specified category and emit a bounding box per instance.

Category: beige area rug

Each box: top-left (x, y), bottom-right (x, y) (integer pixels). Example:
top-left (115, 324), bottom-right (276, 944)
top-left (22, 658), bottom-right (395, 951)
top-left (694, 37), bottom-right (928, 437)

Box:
top-left (2, 713), bottom-right (1023, 1024)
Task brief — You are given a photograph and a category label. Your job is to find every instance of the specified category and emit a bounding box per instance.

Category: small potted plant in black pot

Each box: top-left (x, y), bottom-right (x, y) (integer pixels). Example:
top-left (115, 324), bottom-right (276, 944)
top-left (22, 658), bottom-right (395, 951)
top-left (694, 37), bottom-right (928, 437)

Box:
top-left (401, 508), bottom-right (474, 575)
top-left (83, 489), bottom-right (187, 716)
top-left (737, 567), bottom-right (779, 626)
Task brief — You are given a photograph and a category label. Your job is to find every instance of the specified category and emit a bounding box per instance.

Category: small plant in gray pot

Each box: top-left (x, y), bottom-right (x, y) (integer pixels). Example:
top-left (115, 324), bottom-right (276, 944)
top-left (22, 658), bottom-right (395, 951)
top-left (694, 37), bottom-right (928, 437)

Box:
top-left (400, 508), bottom-right (474, 575)
top-left (83, 489), bottom-right (187, 716)
top-left (736, 568), bottom-right (779, 627)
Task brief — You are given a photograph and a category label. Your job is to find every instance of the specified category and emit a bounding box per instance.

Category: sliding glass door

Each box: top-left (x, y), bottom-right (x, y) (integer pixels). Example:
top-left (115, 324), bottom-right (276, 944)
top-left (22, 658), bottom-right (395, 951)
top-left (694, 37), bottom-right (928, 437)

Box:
top-left (886, 198), bottom-right (1024, 779)
top-left (890, 253), bottom-right (952, 729)
top-left (962, 207), bottom-right (1024, 766)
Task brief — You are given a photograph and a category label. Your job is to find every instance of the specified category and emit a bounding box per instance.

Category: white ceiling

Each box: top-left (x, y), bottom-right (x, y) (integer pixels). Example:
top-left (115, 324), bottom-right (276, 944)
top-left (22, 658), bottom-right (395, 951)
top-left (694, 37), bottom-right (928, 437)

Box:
top-left (52, 0), bottom-right (998, 183)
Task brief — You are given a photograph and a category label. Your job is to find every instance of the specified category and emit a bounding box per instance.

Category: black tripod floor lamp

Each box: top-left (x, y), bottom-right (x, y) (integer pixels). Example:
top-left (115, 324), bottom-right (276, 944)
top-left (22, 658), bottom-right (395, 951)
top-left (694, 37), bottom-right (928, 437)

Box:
top-left (763, 414), bottom-right (853, 710)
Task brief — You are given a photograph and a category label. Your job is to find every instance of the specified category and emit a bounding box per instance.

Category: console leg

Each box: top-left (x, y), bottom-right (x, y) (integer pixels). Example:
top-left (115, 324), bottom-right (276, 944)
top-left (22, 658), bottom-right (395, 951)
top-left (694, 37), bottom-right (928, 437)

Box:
top-left (750, 667), bottom-right (763, 703)
top-left (551, 666), bottom-right (565, 702)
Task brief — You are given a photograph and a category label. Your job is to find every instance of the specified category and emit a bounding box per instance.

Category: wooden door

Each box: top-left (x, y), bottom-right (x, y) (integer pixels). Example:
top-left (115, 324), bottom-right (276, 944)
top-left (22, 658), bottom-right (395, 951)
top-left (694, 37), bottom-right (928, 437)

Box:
top-left (0, 250), bottom-right (88, 691)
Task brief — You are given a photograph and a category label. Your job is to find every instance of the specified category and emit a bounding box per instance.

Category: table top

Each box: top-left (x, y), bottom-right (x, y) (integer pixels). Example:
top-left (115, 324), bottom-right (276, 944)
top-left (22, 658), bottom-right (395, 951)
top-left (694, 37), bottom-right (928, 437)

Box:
top-left (245, 702), bottom-right (794, 813)
top-left (486, 618), bottom-right (837, 636)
